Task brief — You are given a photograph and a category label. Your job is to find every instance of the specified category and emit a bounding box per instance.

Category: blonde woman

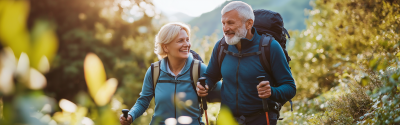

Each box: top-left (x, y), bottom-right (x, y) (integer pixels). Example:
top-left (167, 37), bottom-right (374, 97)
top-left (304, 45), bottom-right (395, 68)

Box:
top-left (120, 22), bottom-right (219, 125)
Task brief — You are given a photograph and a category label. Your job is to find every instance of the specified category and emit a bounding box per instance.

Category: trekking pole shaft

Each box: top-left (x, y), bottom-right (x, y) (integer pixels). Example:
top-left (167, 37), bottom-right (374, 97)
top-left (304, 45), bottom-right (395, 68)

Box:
top-left (205, 110), bottom-right (209, 124)
top-left (199, 77), bottom-right (208, 110)
top-left (257, 76), bottom-right (269, 125)
top-left (199, 77), bottom-right (208, 125)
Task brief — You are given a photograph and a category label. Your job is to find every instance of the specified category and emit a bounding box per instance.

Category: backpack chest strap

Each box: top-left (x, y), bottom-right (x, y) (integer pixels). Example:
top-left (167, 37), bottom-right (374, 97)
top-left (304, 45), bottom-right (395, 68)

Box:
top-left (223, 49), bottom-right (262, 58)
top-left (157, 80), bottom-right (192, 83)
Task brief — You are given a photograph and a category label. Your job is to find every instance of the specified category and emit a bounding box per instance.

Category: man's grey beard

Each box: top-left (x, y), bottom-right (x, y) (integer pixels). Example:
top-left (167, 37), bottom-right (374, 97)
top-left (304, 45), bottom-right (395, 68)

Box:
top-left (225, 24), bottom-right (247, 45)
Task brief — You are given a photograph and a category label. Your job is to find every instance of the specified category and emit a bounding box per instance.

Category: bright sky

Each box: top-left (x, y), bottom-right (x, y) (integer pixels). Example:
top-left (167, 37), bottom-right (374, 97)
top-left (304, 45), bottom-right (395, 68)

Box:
top-left (153, 0), bottom-right (227, 17)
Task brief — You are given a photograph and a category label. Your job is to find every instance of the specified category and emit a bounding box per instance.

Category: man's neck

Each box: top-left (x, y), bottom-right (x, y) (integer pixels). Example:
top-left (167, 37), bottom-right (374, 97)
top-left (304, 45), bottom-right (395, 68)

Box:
top-left (235, 29), bottom-right (253, 51)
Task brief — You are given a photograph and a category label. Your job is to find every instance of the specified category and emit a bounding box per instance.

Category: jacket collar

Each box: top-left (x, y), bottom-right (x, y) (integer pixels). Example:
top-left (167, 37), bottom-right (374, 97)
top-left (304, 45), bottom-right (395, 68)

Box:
top-left (159, 53), bottom-right (193, 75)
top-left (238, 27), bottom-right (260, 49)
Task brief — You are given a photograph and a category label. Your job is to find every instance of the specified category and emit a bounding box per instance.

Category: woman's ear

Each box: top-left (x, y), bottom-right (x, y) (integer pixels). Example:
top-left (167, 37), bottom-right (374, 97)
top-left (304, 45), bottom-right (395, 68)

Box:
top-left (162, 44), bottom-right (168, 53)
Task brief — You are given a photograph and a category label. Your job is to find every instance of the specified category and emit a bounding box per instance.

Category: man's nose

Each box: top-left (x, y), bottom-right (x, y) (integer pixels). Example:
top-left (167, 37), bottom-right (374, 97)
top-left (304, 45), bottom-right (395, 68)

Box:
top-left (223, 25), bottom-right (229, 32)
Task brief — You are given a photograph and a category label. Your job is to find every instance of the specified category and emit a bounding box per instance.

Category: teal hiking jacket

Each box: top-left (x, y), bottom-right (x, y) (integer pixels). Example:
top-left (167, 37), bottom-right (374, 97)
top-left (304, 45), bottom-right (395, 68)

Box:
top-left (128, 54), bottom-right (220, 125)
top-left (204, 27), bottom-right (296, 116)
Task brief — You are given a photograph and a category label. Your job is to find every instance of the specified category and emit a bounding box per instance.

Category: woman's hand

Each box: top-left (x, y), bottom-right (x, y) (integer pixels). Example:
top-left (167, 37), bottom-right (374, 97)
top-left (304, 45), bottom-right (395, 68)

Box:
top-left (119, 114), bottom-right (133, 125)
top-left (196, 82), bottom-right (209, 97)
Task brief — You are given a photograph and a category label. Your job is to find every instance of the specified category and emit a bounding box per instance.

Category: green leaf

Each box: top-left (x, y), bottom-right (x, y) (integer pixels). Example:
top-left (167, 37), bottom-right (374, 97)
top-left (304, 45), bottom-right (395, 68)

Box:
top-left (361, 77), bottom-right (370, 86)
top-left (217, 105), bottom-right (238, 125)
top-left (395, 116), bottom-right (400, 122)
top-left (369, 58), bottom-right (381, 70)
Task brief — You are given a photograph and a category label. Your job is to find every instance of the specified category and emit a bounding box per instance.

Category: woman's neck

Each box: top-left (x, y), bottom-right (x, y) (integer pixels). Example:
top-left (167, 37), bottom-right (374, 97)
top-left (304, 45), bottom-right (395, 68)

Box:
top-left (167, 57), bottom-right (187, 76)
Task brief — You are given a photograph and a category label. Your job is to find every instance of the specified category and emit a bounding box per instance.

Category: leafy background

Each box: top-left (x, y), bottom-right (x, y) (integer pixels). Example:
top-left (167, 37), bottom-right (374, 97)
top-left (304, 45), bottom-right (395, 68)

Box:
top-left (0, 0), bottom-right (399, 125)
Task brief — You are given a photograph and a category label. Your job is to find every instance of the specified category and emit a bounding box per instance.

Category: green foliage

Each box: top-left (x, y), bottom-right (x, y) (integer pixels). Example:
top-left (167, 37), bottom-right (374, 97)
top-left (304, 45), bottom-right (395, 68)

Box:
top-left (281, 0), bottom-right (400, 124)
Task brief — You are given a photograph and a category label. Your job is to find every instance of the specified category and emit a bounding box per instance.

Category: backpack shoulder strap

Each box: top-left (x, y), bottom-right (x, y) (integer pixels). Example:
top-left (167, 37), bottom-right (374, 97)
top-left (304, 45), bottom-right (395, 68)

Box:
top-left (217, 37), bottom-right (229, 69)
top-left (259, 34), bottom-right (274, 77)
top-left (190, 59), bottom-right (202, 93)
top-left (192, 59), bottom-right (200, 86)
top-left (190, 59), bottom-right (203, 114)
top-left (152, 61), bottom-right (161, 91)
top-left (259, 34), bottom-right (294, 111)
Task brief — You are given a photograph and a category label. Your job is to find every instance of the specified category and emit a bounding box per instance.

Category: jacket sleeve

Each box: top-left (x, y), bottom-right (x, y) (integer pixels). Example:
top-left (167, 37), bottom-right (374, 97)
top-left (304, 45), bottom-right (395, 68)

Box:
top-left (269, 40), bottom-right (297, 102)
top-left (203, 40), bottom-right (223, 90)
top-left (128, 66), bottom-right (154, 122)
top-left (200, 63), bottom-right (221, 102)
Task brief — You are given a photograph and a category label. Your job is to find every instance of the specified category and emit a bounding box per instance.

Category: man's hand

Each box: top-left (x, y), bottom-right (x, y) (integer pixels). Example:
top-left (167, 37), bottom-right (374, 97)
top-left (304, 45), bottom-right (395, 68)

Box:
top-left (257, 81), bottom-right (271, 99)
top-left (119, 114), bottom-right (132, 125)
top-left (196, 82), bottom-right (209, 97)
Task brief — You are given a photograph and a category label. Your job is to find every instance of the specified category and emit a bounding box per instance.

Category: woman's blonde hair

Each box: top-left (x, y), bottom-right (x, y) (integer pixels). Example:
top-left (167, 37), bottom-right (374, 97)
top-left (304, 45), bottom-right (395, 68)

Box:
top-left (154, 22), bottom-right (190, 59)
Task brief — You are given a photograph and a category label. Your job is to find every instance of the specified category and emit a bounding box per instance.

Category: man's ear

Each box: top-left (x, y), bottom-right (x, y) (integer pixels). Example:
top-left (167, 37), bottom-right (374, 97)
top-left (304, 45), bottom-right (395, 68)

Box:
top-left (246, 19), bottom-right (254, 30)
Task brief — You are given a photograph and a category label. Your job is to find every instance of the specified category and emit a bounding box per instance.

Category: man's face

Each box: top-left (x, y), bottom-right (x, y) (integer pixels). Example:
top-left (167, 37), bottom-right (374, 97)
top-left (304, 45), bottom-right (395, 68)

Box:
top-left (221, 10), bottom-right (247, 45)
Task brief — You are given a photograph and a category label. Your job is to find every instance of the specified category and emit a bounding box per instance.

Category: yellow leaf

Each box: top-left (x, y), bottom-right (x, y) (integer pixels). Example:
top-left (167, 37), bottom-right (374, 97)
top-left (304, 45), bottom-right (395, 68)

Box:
top-left (0, 0), bottom-right (30, 57)
top-left (98, 106), bottom-right (119, 125)
top-left (52, 111), bottom-right (72, 123)
top-left (16, 52), bottom-right (30, 83)
top-left (0, 67), bottom-right (14, 95)
top-left (95, 78), bottom-right (118, 106)
top-left (396, 52), bottom-right (400, 60)
top-left (84, 53), bottom-right (106, 100)
top-left (37, 56), bottom-right (50, 74)
top-left (369, 58), bottom-right (380, 70)
top-left (0, 47), bottom-right (16, 95)
top-left (28, 68), bottom-right (47, 90)
top-left (59, 99), bottom-right (77, 113)
top-left (361, 77), bottom-right (369, 86)
top-left (217, 105), bottom-right (238, 125)
top-left (377, 59), bottom-right (388, 71)
top-left (30, 20), bottom-right (58, 69)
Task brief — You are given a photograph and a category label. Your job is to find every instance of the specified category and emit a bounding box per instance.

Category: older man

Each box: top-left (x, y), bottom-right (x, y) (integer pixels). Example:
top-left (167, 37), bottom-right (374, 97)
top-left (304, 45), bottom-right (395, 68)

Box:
top-left (197, 1), bottom-right (296, 125)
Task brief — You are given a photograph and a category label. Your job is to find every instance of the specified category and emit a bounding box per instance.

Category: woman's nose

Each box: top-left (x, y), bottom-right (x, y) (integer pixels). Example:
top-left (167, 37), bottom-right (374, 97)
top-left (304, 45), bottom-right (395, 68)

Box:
top-left (184, 40), bottom-right (190, 46)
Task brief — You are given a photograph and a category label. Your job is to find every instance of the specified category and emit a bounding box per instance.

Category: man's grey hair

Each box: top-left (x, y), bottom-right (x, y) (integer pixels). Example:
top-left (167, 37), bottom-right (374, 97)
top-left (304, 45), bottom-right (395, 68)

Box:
top-left (221, 1), bottom-right (254, 23)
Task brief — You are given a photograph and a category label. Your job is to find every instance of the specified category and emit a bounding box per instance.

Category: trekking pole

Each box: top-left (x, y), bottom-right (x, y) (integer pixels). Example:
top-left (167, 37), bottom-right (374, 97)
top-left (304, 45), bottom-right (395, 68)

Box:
top-left (257, 76), bottom-right (269, 125)
top-left (122, 109), bottom-right (129, 119)
top-left (198, 77), bottom-right (209, 125)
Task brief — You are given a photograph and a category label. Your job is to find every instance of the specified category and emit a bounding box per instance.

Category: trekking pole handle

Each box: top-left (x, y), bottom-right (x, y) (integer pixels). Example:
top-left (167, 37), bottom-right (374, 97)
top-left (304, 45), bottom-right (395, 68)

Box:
top-left (122, 109), bottom-right (129, 119)
top-left (257, 76), bottom-right (269, 112)
top-left (199, 77), bottom-right (208, 110)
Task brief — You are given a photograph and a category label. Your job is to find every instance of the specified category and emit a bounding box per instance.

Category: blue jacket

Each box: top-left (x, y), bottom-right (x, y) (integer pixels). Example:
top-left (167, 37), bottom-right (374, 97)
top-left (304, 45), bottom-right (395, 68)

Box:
top-left (128, 54), bottom-right (219, 125)
top-left (204, 27), bottom-right (296, 116)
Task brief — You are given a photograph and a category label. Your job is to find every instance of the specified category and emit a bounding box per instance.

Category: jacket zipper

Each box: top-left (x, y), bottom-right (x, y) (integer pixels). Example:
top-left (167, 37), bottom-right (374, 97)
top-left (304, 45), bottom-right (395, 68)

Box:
top-left (174, 82), bottom-right (177, 118)
top-left (235, 51), bottom-right (241, 115)
top-left (175, 73), bottom-right (185, 119)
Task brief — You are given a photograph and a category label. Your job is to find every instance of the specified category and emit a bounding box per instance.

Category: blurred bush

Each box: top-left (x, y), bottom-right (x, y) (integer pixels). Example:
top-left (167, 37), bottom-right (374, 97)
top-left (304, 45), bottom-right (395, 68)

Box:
top-left (0, 0), bottom-right (162, 124)
top-left (279, 0), bottom-right (399, 124)
top-left (0, 0), bottom-right (226, 124)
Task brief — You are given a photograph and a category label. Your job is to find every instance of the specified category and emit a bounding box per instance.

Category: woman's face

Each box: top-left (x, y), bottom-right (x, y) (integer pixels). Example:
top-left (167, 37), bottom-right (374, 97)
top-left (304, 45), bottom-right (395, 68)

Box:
top-left (163, 29), bottom-right (191, 60)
